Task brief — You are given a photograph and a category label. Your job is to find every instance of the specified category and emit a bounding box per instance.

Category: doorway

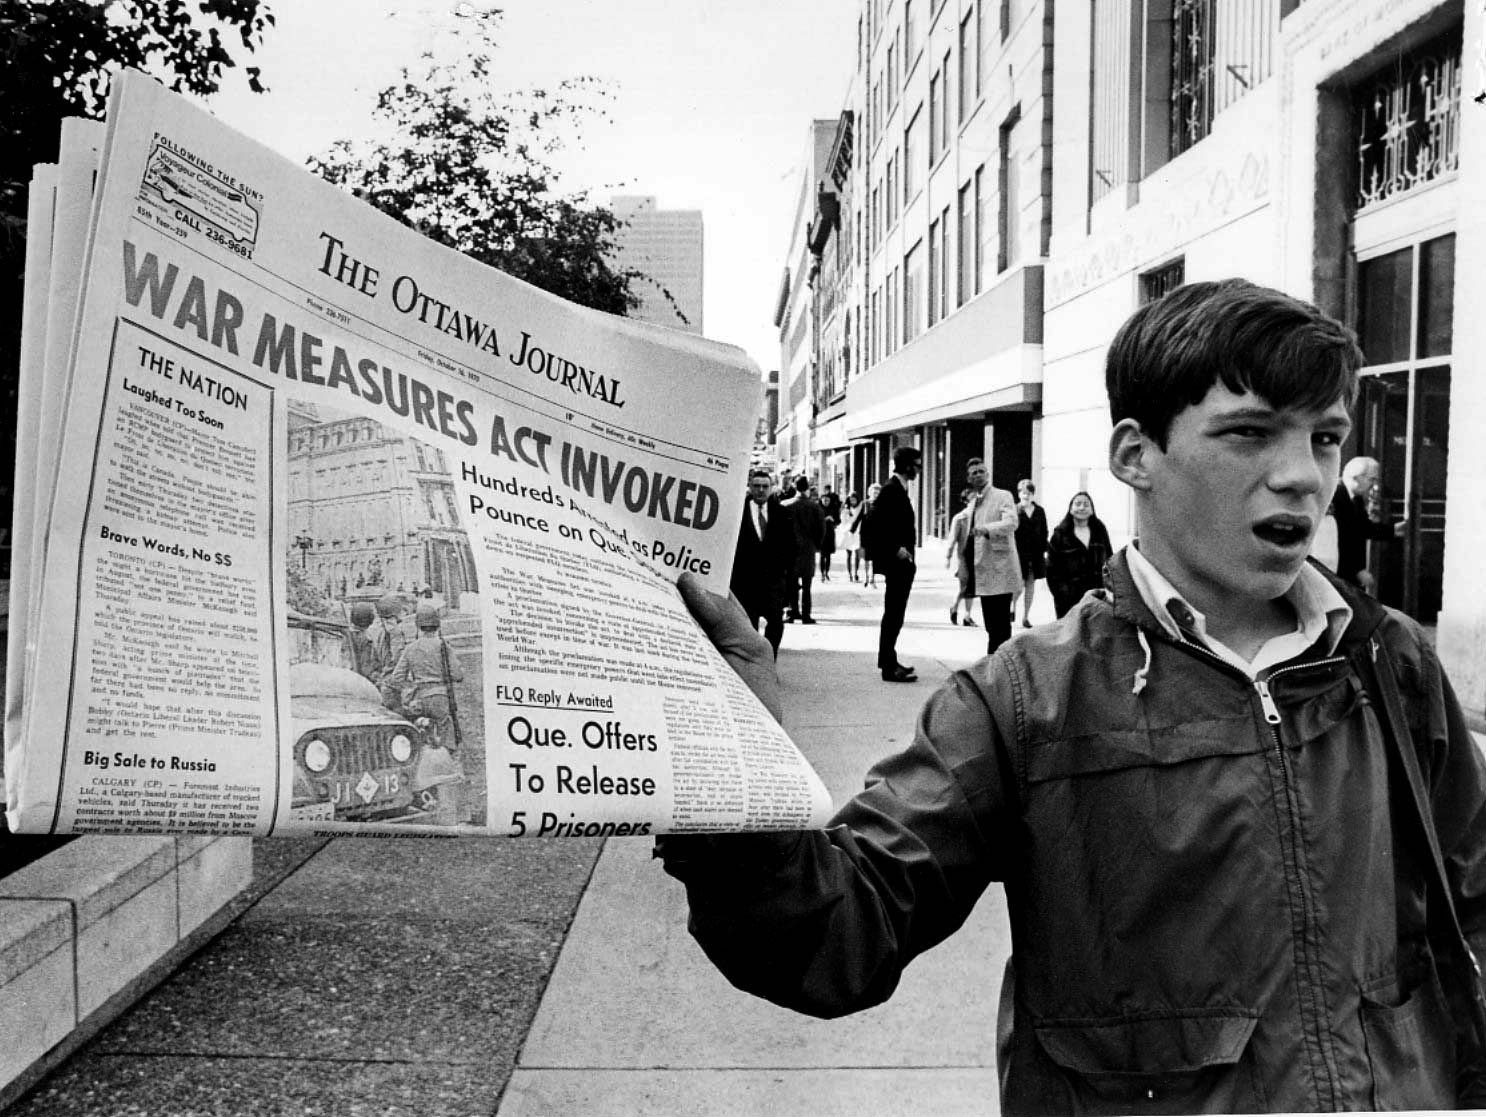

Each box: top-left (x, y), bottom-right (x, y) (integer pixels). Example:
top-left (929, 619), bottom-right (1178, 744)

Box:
top-left (1355, 367), bottom-right (1449, 623)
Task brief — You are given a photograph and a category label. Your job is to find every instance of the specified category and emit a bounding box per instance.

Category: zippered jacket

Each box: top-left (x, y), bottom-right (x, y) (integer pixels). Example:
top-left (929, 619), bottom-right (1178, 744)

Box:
top-left (659, 550), bottom-right (1486, 1113)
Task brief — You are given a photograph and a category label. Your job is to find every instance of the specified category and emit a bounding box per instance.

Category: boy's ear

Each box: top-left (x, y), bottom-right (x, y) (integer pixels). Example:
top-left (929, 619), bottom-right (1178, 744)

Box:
top-left (1109, 419), bottom-right (1155, 491)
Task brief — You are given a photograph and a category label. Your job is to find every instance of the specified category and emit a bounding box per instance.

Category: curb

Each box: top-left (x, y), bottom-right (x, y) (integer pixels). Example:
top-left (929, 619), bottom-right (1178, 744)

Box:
top-left (0, 835), bottom-right (252, 1108)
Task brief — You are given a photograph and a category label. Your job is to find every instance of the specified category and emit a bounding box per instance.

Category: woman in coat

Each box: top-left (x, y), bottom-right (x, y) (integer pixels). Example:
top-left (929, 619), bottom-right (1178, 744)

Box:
top-left (1046, 491), bottom-right (1113, 618)
top-left (1013, 479), bottom-right (1049, 628)
top-left (943, 488), bottom-right (978, 626)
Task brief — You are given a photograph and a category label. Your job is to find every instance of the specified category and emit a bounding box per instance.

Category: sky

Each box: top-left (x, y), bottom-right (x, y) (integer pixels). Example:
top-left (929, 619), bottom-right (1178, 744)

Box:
top-left (199, 0), bottom-right (861, 377)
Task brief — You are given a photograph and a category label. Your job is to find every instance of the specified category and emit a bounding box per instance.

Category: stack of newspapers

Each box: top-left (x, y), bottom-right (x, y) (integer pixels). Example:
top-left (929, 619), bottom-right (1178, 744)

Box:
top-left (5, 71), bottom-right (831, 838)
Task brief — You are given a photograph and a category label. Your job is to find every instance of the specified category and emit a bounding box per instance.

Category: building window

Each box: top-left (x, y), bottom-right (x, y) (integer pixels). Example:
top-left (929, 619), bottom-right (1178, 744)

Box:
top-left (887, 39), bottom-right (897, 110)
top-left (938, 205), bottom-right (952, 321)
top-left (905, 105), bottom-right (924, 201)
top-left (1140, 258), bottom-right (1186, 304)
top-left (928, 216), bottom-right (940, 327)
top-left (904, 240), bottom-right (925, 343)
top-left (1170, 0), bottom-right (1216, 157)
top-left (957, 180), bottom-right (974, 307)
top-left (1354, 31), bottom-right (1462, 213)
top-left (940, 50), bottom-right (953, 152)
top-left (905, 0), bottom-right (918, 61)
top-left (1090, 0), bottom-right (1133, 204)
top-left (887, 150), bottom-right (899, 228)
top-left (973, 164), bottom-right (985, 294)
top-left (975, 0), bottom-right (985, 97)
top-left (1091, 0), bottom-right (1274, 202)
top-left (959, 11), bottom-right (975, 122)
top-left (887, 268), bottom-right (899, 353)
top-left (998, 111), bottom-right (1022, 273)
top-left (929, 71), bottom-right (942, 164)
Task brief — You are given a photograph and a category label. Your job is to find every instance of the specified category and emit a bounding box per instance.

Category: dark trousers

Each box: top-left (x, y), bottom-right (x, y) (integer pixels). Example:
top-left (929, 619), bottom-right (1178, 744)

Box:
top-left (738, 581), bottom-right (785, 656)
top-left (877, 555), bottom-right (916, 671)
top-left (790, 559), bottom-right (816, 619)
top-left (980, 593), bottom-right (1013, 655)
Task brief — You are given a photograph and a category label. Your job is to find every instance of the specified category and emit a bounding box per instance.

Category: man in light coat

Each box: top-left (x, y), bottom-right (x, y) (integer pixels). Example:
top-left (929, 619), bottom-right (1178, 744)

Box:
top-left (965, 457), bottom-right (1021, 655)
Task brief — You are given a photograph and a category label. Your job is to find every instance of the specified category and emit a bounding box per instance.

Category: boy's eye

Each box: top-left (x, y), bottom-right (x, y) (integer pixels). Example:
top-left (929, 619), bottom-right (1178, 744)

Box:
top-left (1223, 426), bottom-right (1268, 439)
top-left (1313, 432), bottom-right (1344, 447)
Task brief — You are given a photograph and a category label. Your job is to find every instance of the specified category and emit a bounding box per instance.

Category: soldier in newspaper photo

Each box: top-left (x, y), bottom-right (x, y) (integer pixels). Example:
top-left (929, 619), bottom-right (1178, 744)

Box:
top-left (283, 402), bottom-right (478, 828)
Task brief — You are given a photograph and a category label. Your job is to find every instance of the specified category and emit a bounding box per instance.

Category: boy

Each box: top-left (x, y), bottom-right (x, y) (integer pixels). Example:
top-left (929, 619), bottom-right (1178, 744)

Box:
top-left (659, 280), bottom-right (1486, 1112)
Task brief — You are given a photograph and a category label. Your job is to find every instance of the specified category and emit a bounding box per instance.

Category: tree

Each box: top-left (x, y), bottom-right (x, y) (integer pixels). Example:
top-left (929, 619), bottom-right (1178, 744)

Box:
top-left (0, 0), bottom-right (275, 574)
top-left (308, 8), bottom-right (680, 321)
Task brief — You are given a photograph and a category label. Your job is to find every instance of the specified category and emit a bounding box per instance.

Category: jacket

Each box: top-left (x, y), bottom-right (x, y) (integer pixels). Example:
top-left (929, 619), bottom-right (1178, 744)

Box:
top-left (1046, 518), bottom-right (1113, 615)
top-left (731, 495), bottom-right (795, 605)
top-left (867, 475), bottom-right (916, 566)
top-left (969, 485), bottom-right (1021, 596)
top-left (660, 550), bottom-right (1486, 1113)
top-left (784, 493), bottom-right (827, 574)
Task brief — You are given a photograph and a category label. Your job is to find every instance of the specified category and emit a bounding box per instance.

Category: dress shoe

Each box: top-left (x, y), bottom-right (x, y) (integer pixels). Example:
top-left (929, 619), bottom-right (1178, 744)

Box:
top-left (950, 610), bottom-right (958, 624)
top-left (801, 617), bottom-right (817, 625)
top-left (881, 665), bottom-right (917, 683)
top-left (962, 617), bottom-right (974, 627)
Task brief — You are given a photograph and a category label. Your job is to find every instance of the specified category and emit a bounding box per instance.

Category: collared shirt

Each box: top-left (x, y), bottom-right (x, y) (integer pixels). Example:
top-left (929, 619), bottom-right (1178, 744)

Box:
top-left (1125, 544), bottom-right (1353, 678)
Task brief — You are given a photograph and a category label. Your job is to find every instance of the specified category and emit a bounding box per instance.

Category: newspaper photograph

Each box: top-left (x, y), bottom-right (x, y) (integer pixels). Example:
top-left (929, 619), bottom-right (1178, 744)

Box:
top-left (5, 70), bottom-right (833, 838)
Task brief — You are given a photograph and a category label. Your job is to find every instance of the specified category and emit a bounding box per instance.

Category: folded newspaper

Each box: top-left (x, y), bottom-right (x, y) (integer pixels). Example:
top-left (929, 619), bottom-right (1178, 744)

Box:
top-left (4, 71), bottom-right (833, 838)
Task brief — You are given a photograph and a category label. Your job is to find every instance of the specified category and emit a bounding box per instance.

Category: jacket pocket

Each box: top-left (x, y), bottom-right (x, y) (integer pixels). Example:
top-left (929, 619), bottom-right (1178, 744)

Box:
top-left (1359, 968), bottom-right (1456, 1110)
top-left (1032, 1011), bottom-right (1261, 1114)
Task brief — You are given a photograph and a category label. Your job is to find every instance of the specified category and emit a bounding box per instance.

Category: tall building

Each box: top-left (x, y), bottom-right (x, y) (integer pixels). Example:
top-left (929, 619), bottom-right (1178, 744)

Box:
top-left (785, 0), bottom-right (1052, 539)
top-left (609, 195), bottom-right (704, 334)
top-left (775, 121), bottom-right (839, 478)
top-left (787, 0), bottom-right (1486, 724)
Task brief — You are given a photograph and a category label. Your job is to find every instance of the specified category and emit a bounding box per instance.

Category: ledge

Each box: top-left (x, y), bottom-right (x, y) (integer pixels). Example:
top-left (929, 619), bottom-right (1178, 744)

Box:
top-left (0, 835), bottom-right (251, 1105)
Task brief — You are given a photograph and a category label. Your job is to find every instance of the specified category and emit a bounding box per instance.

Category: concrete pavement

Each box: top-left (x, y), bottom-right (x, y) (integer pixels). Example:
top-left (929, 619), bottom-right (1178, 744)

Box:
top-left (497, 560), bottom-right (1024, 1117)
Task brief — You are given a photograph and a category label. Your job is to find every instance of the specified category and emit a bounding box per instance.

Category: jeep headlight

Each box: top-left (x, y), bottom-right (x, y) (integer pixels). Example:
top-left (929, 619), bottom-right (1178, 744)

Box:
top-left (304, 738), bottom-right (332, 773)
top-left (390, 734), bottom-right (413, 763)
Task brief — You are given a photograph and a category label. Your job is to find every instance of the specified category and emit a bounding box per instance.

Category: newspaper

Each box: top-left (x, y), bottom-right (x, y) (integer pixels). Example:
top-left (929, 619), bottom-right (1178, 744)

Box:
top-left (5, 71), bottom-right (832, 838)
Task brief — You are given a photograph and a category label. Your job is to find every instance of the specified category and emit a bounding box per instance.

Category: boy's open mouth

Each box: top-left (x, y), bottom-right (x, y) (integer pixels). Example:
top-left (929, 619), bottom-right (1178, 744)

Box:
top-left (1253, 516), bottom-right (1312, 548)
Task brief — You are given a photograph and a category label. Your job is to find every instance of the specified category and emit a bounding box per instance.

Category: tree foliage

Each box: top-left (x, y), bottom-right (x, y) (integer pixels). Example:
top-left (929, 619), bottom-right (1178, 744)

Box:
top-left (308, 9), bottom-right (671, 320)
top-left (1, 0), bottom-right (274, 227)
top-left (0, 0), bottom-right (275, 573)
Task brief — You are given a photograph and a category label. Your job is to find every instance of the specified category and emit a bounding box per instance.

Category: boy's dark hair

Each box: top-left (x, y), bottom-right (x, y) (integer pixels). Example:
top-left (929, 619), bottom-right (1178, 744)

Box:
top-left (1106, 279), bottom-right (1363, 448)
top-left (794, 476), bottom-right (810, 493)
top-left (893, 445), bottom-right (922, 471)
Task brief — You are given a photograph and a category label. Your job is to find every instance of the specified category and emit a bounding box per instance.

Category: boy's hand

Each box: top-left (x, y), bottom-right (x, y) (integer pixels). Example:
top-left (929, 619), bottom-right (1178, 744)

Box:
top-left (676, 572), bottom-right (783, 722)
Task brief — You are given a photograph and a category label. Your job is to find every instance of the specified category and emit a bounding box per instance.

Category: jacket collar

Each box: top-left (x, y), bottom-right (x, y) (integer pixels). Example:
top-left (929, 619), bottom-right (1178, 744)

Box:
top-left (1100, 547), bottom-right (1387, 661)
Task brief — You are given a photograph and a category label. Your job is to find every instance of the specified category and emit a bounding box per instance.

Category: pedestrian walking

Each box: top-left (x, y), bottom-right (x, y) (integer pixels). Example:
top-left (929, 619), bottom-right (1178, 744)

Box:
top-left (856, 483), bottom-right (882, 587)
top-left (965, 457), bottom-right (1020, 656)
top-left (1014, 479), bottom-right (1049, 628)
top-left (839, 491), bottom-right (864, 582)
top-left (782, 476), bottom-right (825, 624)
top-left (730, 468), bottom-right (795, 656)
top-left (868, 447), bottom-right (921, 682)
top-left (944, 487), bottom-right (979, 627)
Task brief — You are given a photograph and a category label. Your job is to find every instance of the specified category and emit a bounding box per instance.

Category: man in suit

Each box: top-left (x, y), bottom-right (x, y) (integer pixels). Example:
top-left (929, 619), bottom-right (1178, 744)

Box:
top-left (730, 468), bottom-right (795, 656)
top-left (1332, 455), bottom-right (1404, 592)
top-left (869, 446), bottom-right (922, 683)
top-left (782, 476), bottom-right (826, 624)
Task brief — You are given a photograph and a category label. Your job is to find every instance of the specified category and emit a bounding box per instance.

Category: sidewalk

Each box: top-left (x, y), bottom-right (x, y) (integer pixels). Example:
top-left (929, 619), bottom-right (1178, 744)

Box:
top-left (5, 552), bottom-right (1014, 1117)
top-left (497, 558), bottom-right (1022, 1117)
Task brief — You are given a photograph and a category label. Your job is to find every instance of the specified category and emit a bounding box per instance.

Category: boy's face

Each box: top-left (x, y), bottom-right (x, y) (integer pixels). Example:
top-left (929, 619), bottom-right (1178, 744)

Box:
top-left (1134, 384), bottom-right (1351, 615)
